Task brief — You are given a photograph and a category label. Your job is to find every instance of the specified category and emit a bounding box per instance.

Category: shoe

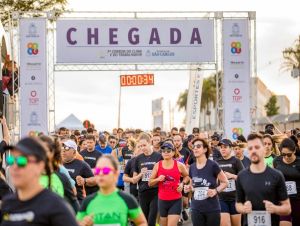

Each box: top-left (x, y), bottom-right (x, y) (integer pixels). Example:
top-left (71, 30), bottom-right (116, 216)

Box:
top-left (182, 210), bottom-right (189, 221)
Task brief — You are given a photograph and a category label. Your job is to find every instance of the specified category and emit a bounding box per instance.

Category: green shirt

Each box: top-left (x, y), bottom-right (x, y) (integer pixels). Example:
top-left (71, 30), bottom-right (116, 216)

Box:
top-left (264, 154), bottom-right (276, 168)
top-left (77, 190), bottom-right (142, 226)
top-left (40, 173), bottom-right (64, 197)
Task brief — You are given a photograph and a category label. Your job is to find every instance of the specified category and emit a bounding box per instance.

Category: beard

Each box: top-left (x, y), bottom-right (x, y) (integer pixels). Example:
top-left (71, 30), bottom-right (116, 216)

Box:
top-left (250, 154), bottom-right (260, 164)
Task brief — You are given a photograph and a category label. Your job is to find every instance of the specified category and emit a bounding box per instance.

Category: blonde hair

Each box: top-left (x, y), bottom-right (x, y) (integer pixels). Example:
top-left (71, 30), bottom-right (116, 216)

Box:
top-left (137, 132), bottom-right (151, 143)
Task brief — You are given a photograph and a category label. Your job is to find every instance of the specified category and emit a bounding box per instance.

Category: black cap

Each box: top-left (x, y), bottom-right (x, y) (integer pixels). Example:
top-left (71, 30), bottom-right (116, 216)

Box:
top-left (218, 139), bottom-right (233, 147)
top-left (4, 137), bottom-right (47, 162)
top-left (161, 142), bottom-right (175, 150)
top-left (211, 132), bottom-right (221, 141)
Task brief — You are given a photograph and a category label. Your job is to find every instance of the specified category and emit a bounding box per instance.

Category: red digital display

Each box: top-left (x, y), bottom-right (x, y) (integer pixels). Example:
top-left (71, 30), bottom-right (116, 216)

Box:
top-left (120, 74), bottom-right (154, 87)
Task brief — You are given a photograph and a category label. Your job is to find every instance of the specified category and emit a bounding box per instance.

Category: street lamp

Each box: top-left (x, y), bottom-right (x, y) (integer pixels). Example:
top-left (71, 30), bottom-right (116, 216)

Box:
top-left (282, 35), bottom-right (300, 123)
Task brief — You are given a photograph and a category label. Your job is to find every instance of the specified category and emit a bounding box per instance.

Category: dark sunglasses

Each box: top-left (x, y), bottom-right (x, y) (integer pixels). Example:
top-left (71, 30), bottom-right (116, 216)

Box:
top-left (6, 155), bottom-right (36, 168)
top-left (94, 167), bottom-right (115, 176)
top-left (281, 153), bottom-right (293, 157)
top-left (161, 149), bottom-right (172, 153)
top-left (193, 144), bottom-right (203, 149)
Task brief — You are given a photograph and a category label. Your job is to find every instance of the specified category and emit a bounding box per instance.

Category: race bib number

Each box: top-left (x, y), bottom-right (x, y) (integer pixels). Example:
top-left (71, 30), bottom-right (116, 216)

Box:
top-left (194, 187), bottom-right (208, 200)
top-left (247, 211), bottom-right (271, 226)
top-left (142, 170), bottom-right (152, 182)
top-left (223, 179), bottom-right (236, 192)
top-left (286, 181), bottom-right (297, 195)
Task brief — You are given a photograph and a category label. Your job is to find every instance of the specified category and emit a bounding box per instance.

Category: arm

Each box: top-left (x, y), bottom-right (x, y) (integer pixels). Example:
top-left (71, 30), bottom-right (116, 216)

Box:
top-left (131, 213), bottom-right (147, 226)
top-left (178, 162), bottom-right (190, 184)
top-left (263, 199), bottom-right (291, 216)
top-left (123, 174), bottom-right (134, 184)
top-left (111, 149), bottom-right (118, 161)
top-left (149, 163), bottom-right (164, 187)
top-left (216, 170), bottom-right (228, 193)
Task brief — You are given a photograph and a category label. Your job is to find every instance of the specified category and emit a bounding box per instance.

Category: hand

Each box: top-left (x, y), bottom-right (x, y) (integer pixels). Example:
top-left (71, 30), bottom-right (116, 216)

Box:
top-left (141, 167), bottom-right (148, 175)
top-left (263, 200), bottom-right (277, 214)
top-left (157, 175), bottom-right (165, 182)
top-left (177, 183), bottom-right (183, 192)
top-left (207, 189), bottom-right (217, 198)
top-left (80, 215), bottom-right (94, 226)
top-left (243, 201), bottom-right (252, 214)
top-left (184, 184), bottom-right (192, 193)
top-left (76, 176), bottom-right (85, 186)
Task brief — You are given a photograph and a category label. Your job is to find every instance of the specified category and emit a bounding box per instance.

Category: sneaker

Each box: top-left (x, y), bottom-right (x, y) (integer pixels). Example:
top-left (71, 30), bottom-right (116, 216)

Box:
top-left (182, 209), bottom-right (189, 221)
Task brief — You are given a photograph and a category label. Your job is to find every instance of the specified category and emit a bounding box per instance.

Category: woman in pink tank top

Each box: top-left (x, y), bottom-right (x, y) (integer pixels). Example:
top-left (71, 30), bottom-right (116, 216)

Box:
top-left (149, 142), bottom-right (190, 226)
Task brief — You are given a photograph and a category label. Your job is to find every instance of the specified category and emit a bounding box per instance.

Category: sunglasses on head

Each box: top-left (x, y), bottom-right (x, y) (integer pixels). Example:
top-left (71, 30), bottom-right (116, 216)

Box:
top-left (281, 153), bottom-right (293, 157)
top-left (192, 144), bottom-right (203, 149)
top-left (161, 148), bottom-right (172, 153)
top-left (94, 167), bottom-right (115, 176)
top-left (6, 155), bottom-right (36, 168)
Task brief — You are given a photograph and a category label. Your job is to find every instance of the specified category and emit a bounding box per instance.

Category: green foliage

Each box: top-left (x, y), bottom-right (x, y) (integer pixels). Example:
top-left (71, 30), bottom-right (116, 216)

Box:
top-left (264, 95), bottom-right (279, 117)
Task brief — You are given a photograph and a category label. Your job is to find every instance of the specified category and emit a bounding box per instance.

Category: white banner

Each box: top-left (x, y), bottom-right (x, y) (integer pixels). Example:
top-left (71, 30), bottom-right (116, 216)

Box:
top-left (185, 70), bottom-right (204, 134)
top-left (223, 20), bottom-right (251, 140)
top-left (20, 19), bottom-right (48, 137)
top-left (56, 19), bottom-right (215, 63)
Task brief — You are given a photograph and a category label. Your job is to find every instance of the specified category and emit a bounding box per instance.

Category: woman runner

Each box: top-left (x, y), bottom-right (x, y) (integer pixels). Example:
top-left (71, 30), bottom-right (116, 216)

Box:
top-left (77, 155), bottom-right (147, 226)
top-left (149, 142), bottom-right (190, 226)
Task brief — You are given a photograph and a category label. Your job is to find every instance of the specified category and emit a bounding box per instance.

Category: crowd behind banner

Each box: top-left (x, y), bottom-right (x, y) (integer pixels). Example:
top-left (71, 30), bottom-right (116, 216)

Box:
top-left (0, 120), bottom-right (299, 226)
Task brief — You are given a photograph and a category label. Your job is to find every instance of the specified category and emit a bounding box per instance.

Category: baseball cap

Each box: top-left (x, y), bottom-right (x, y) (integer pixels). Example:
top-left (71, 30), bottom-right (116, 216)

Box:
top-left (63, 140), bottom-right (78, 150)
top-left (211, 132), bottom-right (221, 141)
top-left (218, 139), bottom-right (233, 147)
top-left (4, 137), bottom-right (47, 161)
top-left (161, 142), bottom-right (175, 150)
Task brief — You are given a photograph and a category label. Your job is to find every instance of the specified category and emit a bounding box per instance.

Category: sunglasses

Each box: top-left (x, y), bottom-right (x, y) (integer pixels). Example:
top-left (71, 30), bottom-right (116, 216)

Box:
top-left (161, 149), bottom-right (172, 153)
top-left (94, 167), bottom-right (115, 176)
top-left (281, 153), bottom-right (293, 157)
top-left (192, 144), bottom-right (203, 149)
top-left (6, 155), bottom-right (37, 168)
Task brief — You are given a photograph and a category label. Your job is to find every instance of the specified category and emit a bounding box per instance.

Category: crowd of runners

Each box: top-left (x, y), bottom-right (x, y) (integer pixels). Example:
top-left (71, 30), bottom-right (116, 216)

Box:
top-left (0, 117), bottom-right (300, 226)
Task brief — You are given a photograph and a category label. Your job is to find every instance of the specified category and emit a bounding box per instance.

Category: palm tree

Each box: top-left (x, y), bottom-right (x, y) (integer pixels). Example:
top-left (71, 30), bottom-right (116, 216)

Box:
top-left (282, 35), bottom-right (300, 120)
top-left (177, 73), bottom-right (217, 129)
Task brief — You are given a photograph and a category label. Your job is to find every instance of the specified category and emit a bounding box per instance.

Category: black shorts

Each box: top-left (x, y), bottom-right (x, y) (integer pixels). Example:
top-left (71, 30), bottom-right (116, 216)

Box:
top-left (158, 198), bottom-right (182, 217)
top-left (220, 200), bottom-right (239, 215)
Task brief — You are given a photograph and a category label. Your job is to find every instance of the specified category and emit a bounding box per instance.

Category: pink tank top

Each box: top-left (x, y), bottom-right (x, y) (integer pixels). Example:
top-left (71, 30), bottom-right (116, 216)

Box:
top-left (157, 160), bottom-right (182, 200)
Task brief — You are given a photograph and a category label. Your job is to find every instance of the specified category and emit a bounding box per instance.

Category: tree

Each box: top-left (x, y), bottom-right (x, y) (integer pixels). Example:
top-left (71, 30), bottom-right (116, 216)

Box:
top-left (264, 95), bottom-right (279, 117)
top-left (0, 0), bottom-right (67, 27)
top-left (177, 73), bottom-right (217, 128)
top-left (282, 35), bottom-right (300, 120)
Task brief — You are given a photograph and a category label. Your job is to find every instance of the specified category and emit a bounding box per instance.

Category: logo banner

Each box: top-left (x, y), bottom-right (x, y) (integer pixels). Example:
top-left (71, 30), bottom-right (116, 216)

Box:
top-left (56, 19), bottom-right (215, 63)
top-left (223, 19), bottom-right (251, 140)
top-left (20, 19), bottom-right (48, 137)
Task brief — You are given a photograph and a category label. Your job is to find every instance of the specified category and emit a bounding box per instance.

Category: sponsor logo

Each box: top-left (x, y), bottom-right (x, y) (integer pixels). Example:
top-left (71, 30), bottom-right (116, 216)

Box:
top-left (28, 111), bottom-right (41, 126)
top-left (230, 23), bottom-right (242, 37)
top-left (231, 41), bottom-right (241, 54)
top-left (27, 42), bottom-right (39, 55)
top-left (232, 127), bottom-right (243, 140)
top-left (26, 23), bottom-right (39, 38)
top-left (29, 90), bottom-right (39, 105)
top-left (26, 62), bottom-right (42, 70)
top-left (231, 108), bottom-right (244, 123)
top-left (233, 88), bottom-right (242, 102)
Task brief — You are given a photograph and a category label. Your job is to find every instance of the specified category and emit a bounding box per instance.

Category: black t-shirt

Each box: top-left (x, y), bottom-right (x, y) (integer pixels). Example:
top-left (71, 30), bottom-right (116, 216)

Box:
top-left (0, 178), bottom-right (12, 200)
top-left (122, 147), bottom-right (134, 165)
top-left (241, 156), bottom-right (251, 168)
top-left (80, 149), bottom-right (102, 169)
top-left (63, 159), bottom-right (94, 201)
top-left (179, 147), bottom-right (190, 164)
top-left (55, 171), bottom-right (79, 213)
top-left (216, 156), bottom-right (244, 201)
top-left (189, 159), bottom-right (221, 213)
top-left (273, 156), bottom-right (300, 200)
top-left (212, 147), bottom-right (222, 161)
top-left (134, 151), bottom-right (162, 193)
top-left (0, 189), bottom-right (78, 226)
top-left (236, 167), bottom-right (289, 226)
top-left (124, 157), bottom-right (138, 197)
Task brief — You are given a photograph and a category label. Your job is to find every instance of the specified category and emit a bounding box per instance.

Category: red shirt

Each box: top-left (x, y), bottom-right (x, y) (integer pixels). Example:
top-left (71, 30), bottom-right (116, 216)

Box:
top-left (157, 160), bottom-right (182, 200)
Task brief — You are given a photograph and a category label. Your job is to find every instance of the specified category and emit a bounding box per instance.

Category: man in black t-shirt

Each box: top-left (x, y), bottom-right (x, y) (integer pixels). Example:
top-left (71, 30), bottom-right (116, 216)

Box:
top-left (236, 133), bottom-right (291, 226)
top-left (80, 135), bottom-right (102, 169)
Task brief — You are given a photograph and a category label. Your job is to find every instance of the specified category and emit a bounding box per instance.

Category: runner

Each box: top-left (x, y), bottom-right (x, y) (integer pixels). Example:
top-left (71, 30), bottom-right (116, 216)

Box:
top-left (62, 140), bottom-right (96, 203)
top-left (78, 139), bottom-right (87, 152)
top-left (273, 138), bottom-right (300, 226)
top-left (152, 133), bottom-right (162, 152)
top-left (133, 132), bottom-right (162, 226)
top-left (77, 155), bottom-right (147, 226)
top-left (216, 139), bottom-right (244, 226)
top-left (184, 138), bottom-right (228, 226)
top-left (263, 134), bottom-right (279, 167)
top-left (39, 135), bottom-right (80, 213)
top-left (80, 135), bottom-right (102, 169)
top-left (236, 133), bottom-right (291, 226)
top-left (233, 141), bottom-right (251, 168)
top-left (1, 137), bottom-right (78, 226)
top-left (95, 134), bottom-right (112, 155)
top-left (210, 132), bottom-right (222, 160)
top-left (121, 138), bottom-right (136, 193)
top-left (111, 138), bottom-right (125, 190)
top-left (173, 134), bottom-right (191, 222)
top-left (149, 142), bottom-right (190, 226)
